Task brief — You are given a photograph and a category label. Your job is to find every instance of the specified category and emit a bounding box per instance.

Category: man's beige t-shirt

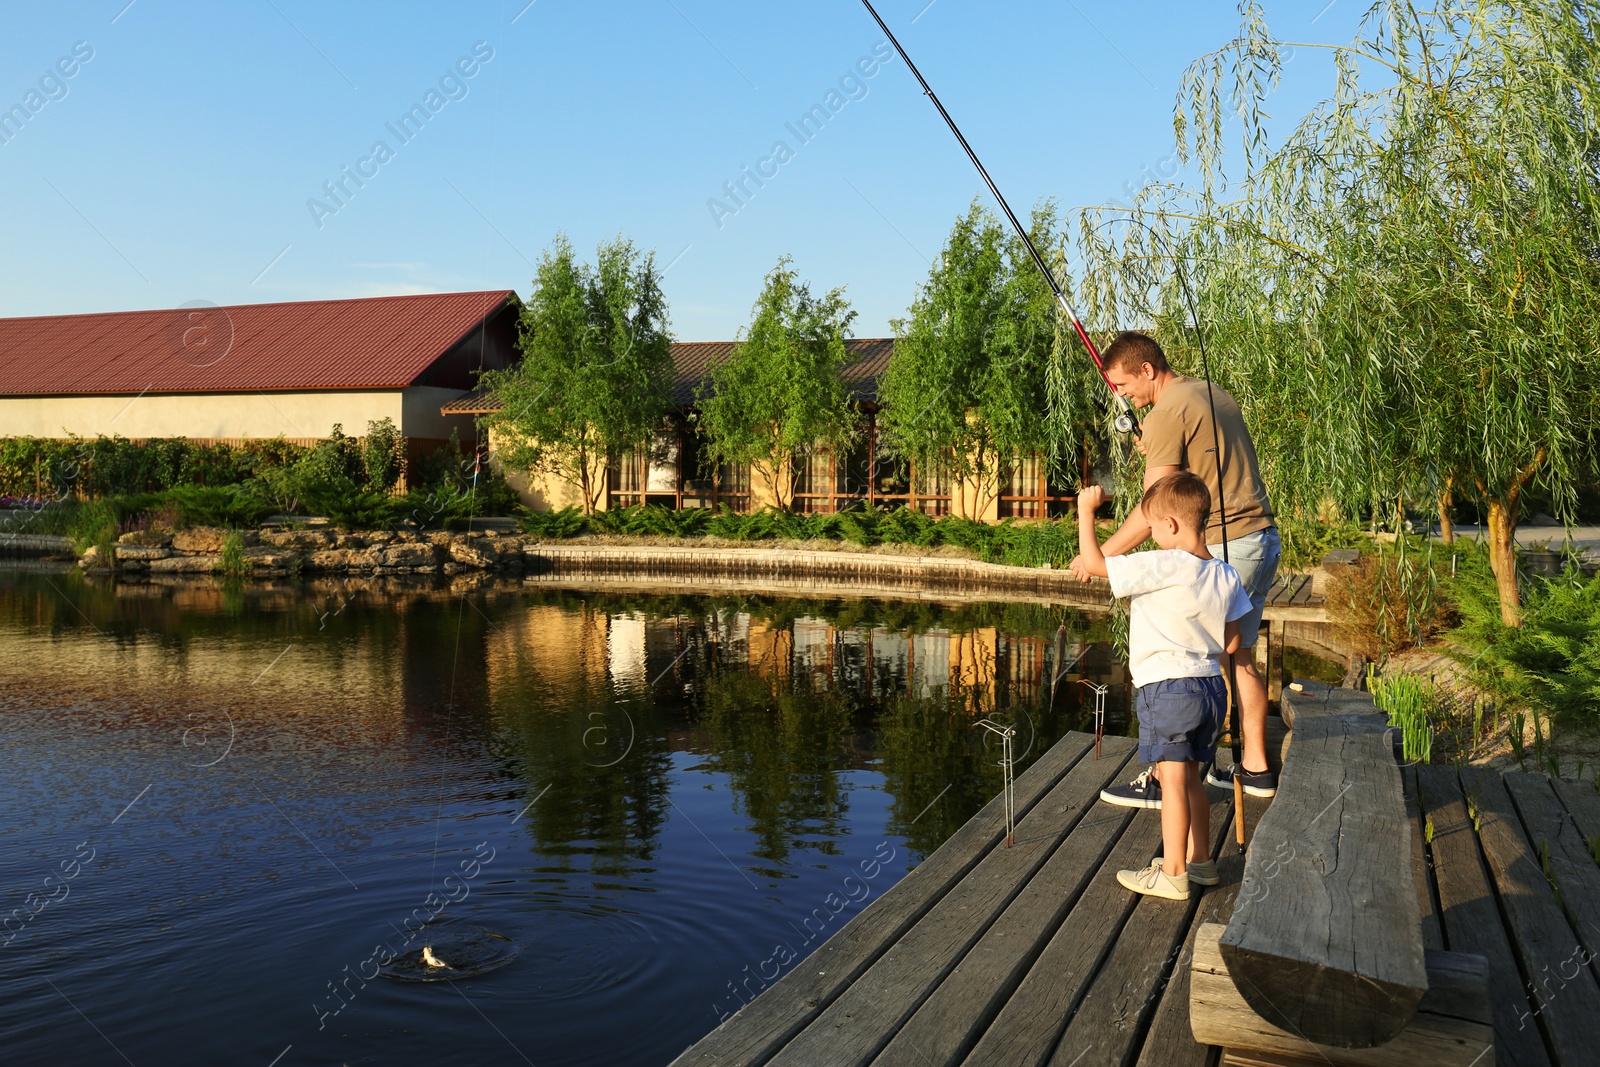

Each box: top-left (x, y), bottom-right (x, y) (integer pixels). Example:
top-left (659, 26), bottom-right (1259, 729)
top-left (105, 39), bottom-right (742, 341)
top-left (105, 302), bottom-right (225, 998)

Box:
top-left (1140, 377), bottom-right (1275, 542)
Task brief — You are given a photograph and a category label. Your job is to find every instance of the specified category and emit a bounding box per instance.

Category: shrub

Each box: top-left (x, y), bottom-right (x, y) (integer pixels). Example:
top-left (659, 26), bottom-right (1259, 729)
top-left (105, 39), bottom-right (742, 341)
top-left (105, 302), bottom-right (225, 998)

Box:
top-left (361, 418), bottom-right (404, 492)
top-left (1327, 537), bottom-right (1452, 661)
top-left (1449, 557), bottom-right (1600, 729)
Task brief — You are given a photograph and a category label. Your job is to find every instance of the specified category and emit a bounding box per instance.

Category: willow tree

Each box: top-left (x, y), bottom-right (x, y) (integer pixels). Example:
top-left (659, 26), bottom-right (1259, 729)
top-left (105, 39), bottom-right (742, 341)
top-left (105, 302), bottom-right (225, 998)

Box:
top-left (1079, 1), bottom-right (1600, 625)
top-left (479, 234), bottom-right (674, 515)
top-left (694, 257), bottom-right (859, 511)
top-left (879, 200), bottom-right (1108, 518)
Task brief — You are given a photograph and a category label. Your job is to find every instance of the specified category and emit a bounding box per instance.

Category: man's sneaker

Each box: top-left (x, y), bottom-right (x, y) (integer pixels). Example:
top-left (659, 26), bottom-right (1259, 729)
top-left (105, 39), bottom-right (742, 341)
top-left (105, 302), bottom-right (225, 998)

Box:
top-left (1153, 856), bottom-right (1219, 886)
top-left (1206, 763), bottom-right (1278, 798)
top-left (1100, 768), bottom-right (1161, 809)
top-left (1117, 862), bottom-right (1189, 900)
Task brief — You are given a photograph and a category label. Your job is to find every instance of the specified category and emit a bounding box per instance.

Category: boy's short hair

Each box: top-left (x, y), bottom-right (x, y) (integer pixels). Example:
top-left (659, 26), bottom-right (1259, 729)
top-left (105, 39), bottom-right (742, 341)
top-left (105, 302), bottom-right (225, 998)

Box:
top-left (1141, 471), bottom-right (1210, 533)
top-left (1103, 331), bottom-right (1171, 375)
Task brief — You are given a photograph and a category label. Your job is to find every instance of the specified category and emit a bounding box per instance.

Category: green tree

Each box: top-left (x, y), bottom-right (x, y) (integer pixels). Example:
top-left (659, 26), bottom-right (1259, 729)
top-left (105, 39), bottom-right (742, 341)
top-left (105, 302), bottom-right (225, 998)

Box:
top-left (1080, 1), bottom-right (1600, 625)
top-left (695, 257), bottom-right (860, 510)
top-left (879, 201), bottom-right (1106, 518)
top-left (480, 234), bottom-right (673, 514)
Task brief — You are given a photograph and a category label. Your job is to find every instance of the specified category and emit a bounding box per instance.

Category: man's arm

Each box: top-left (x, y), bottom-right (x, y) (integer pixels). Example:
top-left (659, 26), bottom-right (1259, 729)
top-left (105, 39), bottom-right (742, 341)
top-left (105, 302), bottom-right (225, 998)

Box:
top-left (1068, 463), bottom-right (1180, 579)
top-left (1075, 484), bottom-right (1109, 578)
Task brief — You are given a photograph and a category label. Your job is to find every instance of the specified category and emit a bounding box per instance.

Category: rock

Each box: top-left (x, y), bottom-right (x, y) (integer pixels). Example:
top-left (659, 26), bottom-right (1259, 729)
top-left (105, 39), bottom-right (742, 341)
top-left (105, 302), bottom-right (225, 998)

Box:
top-left (261, 529), bottom-right (334, 550)
top-left (148, 554), bottom-right (224, 573)
top-left (366, 531), bottom-right (397, 545)
top-left (243, 547), bottom-right (298, 568)
top-left (448, 541), bottom-right (495, 568)
top-left (115, 544), bottom-right (172, 561)
top-left (78, 546), bottom-right (100, 567)
top-left (119, 559), bottom-right (148, 572)
top-left (412, 565), bottom-right (437, 574)
top-left (309, 548), bottom-right (376, 571)
top-left (118, 531), bottom-right (173, 547)
top-left (380, 542), bottom-right (436, 568)
top-left (335, 533), bottom-right (368, 549)
top-left (171, 527), bottom-right (248, 553)
top-left (428, 531), bottom-right (455, 547)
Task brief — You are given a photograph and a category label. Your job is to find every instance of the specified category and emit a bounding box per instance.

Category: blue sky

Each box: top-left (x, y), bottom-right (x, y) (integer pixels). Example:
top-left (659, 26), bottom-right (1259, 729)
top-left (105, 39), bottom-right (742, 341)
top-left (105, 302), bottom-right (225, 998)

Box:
top-left (0, 1), bottom-right (1360, 340)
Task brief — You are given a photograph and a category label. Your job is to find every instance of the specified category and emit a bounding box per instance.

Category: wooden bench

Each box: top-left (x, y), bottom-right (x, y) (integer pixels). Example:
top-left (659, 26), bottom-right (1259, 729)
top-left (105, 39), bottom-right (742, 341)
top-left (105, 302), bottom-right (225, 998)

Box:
top-left (1191, 681), bottom-right (1493, 1064)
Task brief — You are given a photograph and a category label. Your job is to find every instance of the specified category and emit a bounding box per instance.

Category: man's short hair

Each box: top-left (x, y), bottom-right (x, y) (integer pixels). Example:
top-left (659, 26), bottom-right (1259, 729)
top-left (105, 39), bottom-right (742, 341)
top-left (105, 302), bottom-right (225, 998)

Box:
top-left (1103, 331), bottom-right (1170, 375)
top-left (1142, 471), bottom-right (1210, 533)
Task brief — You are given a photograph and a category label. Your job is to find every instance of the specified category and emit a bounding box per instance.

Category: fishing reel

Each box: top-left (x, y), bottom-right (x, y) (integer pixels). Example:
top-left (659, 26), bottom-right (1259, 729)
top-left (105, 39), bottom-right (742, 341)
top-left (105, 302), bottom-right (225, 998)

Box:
top-left (1113, 411), bottom-right (1136, 435)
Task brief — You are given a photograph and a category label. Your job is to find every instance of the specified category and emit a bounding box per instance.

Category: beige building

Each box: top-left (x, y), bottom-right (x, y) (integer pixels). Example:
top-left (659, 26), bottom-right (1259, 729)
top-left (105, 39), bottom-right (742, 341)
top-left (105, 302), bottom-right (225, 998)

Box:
top-left (0, 291), bottom-right (519, 463)
top-left (444, 338), bottom-right (1079, 522)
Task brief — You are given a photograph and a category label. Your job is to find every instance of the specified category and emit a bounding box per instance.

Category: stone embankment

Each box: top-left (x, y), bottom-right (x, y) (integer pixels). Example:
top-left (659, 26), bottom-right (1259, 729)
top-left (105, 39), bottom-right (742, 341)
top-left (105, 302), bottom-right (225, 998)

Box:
top-left (78, 527), bottom-right (527, 577)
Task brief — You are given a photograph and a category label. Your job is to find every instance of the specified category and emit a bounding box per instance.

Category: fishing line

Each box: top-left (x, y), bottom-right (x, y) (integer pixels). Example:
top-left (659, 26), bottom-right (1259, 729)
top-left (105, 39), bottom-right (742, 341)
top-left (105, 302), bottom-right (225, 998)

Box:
top-left (860, 0), bottom-right (1139, 438)
top-left (1091, 214), bottom-right (1250, 850)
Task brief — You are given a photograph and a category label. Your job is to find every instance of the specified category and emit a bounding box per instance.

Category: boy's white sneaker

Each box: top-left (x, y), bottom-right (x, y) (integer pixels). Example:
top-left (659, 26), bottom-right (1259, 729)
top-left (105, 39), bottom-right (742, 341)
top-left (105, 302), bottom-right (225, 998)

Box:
top-left (1151, 856), bottom-right (1219, 886)
top-left (1117, 862), bottom-right (1190, 900)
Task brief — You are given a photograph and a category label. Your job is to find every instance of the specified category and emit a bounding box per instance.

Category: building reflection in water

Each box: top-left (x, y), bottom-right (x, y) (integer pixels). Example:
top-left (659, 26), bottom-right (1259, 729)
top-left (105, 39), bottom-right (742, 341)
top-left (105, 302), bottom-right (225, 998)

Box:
top-left (480, 592), bottom-right (1128, 866)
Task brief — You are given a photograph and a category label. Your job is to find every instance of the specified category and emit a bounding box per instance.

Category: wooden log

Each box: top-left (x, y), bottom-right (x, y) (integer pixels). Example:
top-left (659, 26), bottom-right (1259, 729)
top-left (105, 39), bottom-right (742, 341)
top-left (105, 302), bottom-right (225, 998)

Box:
top-left (1460, 767), bottom-right (1600, 1067)
top-left (1414, 765), bottom-right (1550, 1067)
top-left (1502, 771), bottom-right (1600, 985)
top-left (1191, 923), bottom-right (1493, 1066)
top-left (761, 737), bottom-right (1140, 1067)
top-left (667, 731), bottom-right (1103, 1067)
top-left (1215, 687), bottom-right (1425, 1048)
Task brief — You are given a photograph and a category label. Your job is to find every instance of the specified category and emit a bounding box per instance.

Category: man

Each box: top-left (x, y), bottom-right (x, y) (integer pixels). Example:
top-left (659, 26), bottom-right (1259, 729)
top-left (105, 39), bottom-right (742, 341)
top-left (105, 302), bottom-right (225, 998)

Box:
top-left (1070, 331), bottom-right (1281, 804)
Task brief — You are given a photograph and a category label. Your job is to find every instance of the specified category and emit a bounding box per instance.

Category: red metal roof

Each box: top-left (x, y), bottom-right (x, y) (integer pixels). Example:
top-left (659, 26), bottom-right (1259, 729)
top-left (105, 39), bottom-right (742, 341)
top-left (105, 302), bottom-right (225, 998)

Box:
top-left (0, 290), bottom-right (516, 396)
top-left (440, 337), bottom-right (895, 414)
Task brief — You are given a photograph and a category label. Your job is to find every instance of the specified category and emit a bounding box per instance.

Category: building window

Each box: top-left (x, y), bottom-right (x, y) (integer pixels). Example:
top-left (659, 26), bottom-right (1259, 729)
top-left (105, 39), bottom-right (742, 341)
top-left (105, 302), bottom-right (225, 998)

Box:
top-left (999, 454), bottom-right (1043, 518)
top-left (792, 447), bottom-right (837, 514)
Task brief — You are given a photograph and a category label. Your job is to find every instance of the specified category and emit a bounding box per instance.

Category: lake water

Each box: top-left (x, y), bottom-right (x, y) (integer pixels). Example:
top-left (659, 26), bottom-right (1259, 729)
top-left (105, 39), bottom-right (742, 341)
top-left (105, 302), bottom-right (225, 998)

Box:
top-left (0, 568), bottom-right (1326, 1066)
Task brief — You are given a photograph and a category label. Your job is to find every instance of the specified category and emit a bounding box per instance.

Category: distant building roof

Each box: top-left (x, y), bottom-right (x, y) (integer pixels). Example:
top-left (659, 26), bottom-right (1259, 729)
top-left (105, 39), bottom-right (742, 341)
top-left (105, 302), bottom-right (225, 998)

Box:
top-left (440, 336), bottom-right (895, 415)
top-left (0, 290), bottom-right (517, 396)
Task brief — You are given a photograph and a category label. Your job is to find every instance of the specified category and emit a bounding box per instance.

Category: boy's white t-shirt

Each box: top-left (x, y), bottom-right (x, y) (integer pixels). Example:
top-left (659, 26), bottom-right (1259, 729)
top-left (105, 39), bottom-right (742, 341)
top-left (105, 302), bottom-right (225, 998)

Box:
top-left (1104, 549), bottom-right (1254, 689)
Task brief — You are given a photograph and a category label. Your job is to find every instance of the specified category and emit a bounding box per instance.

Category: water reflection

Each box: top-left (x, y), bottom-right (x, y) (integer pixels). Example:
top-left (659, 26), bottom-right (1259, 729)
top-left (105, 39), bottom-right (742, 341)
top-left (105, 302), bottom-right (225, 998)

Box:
top-left (0, 569), bottom-right (1160, 1067)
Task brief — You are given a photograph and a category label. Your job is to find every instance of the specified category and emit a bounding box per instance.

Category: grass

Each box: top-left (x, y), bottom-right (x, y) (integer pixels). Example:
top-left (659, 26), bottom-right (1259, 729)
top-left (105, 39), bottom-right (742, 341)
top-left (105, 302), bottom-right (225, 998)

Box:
top-left (1368, 665), bottom-right (1436, 763)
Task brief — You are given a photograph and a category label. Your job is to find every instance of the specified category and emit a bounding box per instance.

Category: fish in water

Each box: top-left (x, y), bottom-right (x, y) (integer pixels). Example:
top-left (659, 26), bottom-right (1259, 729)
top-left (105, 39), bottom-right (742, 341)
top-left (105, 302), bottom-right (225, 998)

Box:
top-left (421, 946), bottom-right (449, 969)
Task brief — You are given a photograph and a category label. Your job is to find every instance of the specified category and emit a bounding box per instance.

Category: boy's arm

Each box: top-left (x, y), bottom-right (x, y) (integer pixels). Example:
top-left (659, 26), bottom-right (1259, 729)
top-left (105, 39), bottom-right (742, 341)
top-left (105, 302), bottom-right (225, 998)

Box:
top-left (1223, 618), bottom-right (1241, 656)
top-left (1074, 484), bottom-right (1109, 579)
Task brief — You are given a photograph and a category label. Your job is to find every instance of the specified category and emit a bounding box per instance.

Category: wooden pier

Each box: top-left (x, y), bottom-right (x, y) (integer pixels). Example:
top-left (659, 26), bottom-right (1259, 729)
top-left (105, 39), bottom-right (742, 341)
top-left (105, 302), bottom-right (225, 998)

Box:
top-left (672, 685), bottom-right (1600, 1066)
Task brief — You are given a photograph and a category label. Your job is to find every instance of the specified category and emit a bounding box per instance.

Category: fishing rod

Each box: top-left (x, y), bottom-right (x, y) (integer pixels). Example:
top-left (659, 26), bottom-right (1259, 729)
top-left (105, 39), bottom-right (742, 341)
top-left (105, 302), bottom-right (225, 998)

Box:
top-left (866, 0), bottom-right (1252, 848)
top-left (859, 0), bottom-right (1139, 438)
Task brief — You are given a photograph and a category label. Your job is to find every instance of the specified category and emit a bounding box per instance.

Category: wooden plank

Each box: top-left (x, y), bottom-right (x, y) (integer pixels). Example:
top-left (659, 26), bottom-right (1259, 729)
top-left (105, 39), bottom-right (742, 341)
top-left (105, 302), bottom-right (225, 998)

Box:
top-left (1461, 767), bottom-right (1600, 1067)
top-left (1415, 764), bottom-right (1550, 1067)
top-left (1133, 791), bottom-right (1273, 1067)
top-left (867, 752), bottom-right (1140, 1066)
top-left (762, 736), bottom-right (1140, 1067)
top-left (1049, 788), bottom-right (1236, 1066)
top-left (1219, 688), bottom-right (1426, 1048)
top-left (1503, 772), bottom-right (1600, 984)
top-left (1192, 923), bottom-right (1495, 1066)
top-left (1403, 765), bottom-right (1446, 951)
top-left (1549, 777), bottom-right (1600, 846)
top-left (668, 731), bottom-right (1102, 1067)
top-left (959, 811), bottom-right (1165, 1066)
top-left (1290, 576), bottom-right (1317, 606)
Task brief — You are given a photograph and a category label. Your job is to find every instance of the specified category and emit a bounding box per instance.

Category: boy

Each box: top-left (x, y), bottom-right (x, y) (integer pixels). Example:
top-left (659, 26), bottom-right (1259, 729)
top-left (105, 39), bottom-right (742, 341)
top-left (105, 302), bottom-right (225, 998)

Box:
top-left (1075, 472), bottom-right (1253, 899)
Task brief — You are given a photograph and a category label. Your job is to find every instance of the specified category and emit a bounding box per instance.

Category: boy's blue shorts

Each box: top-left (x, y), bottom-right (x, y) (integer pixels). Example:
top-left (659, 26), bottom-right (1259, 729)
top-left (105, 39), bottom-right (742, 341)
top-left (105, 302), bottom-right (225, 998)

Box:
top-left (1136, 676), bottom-right (1227, 764)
